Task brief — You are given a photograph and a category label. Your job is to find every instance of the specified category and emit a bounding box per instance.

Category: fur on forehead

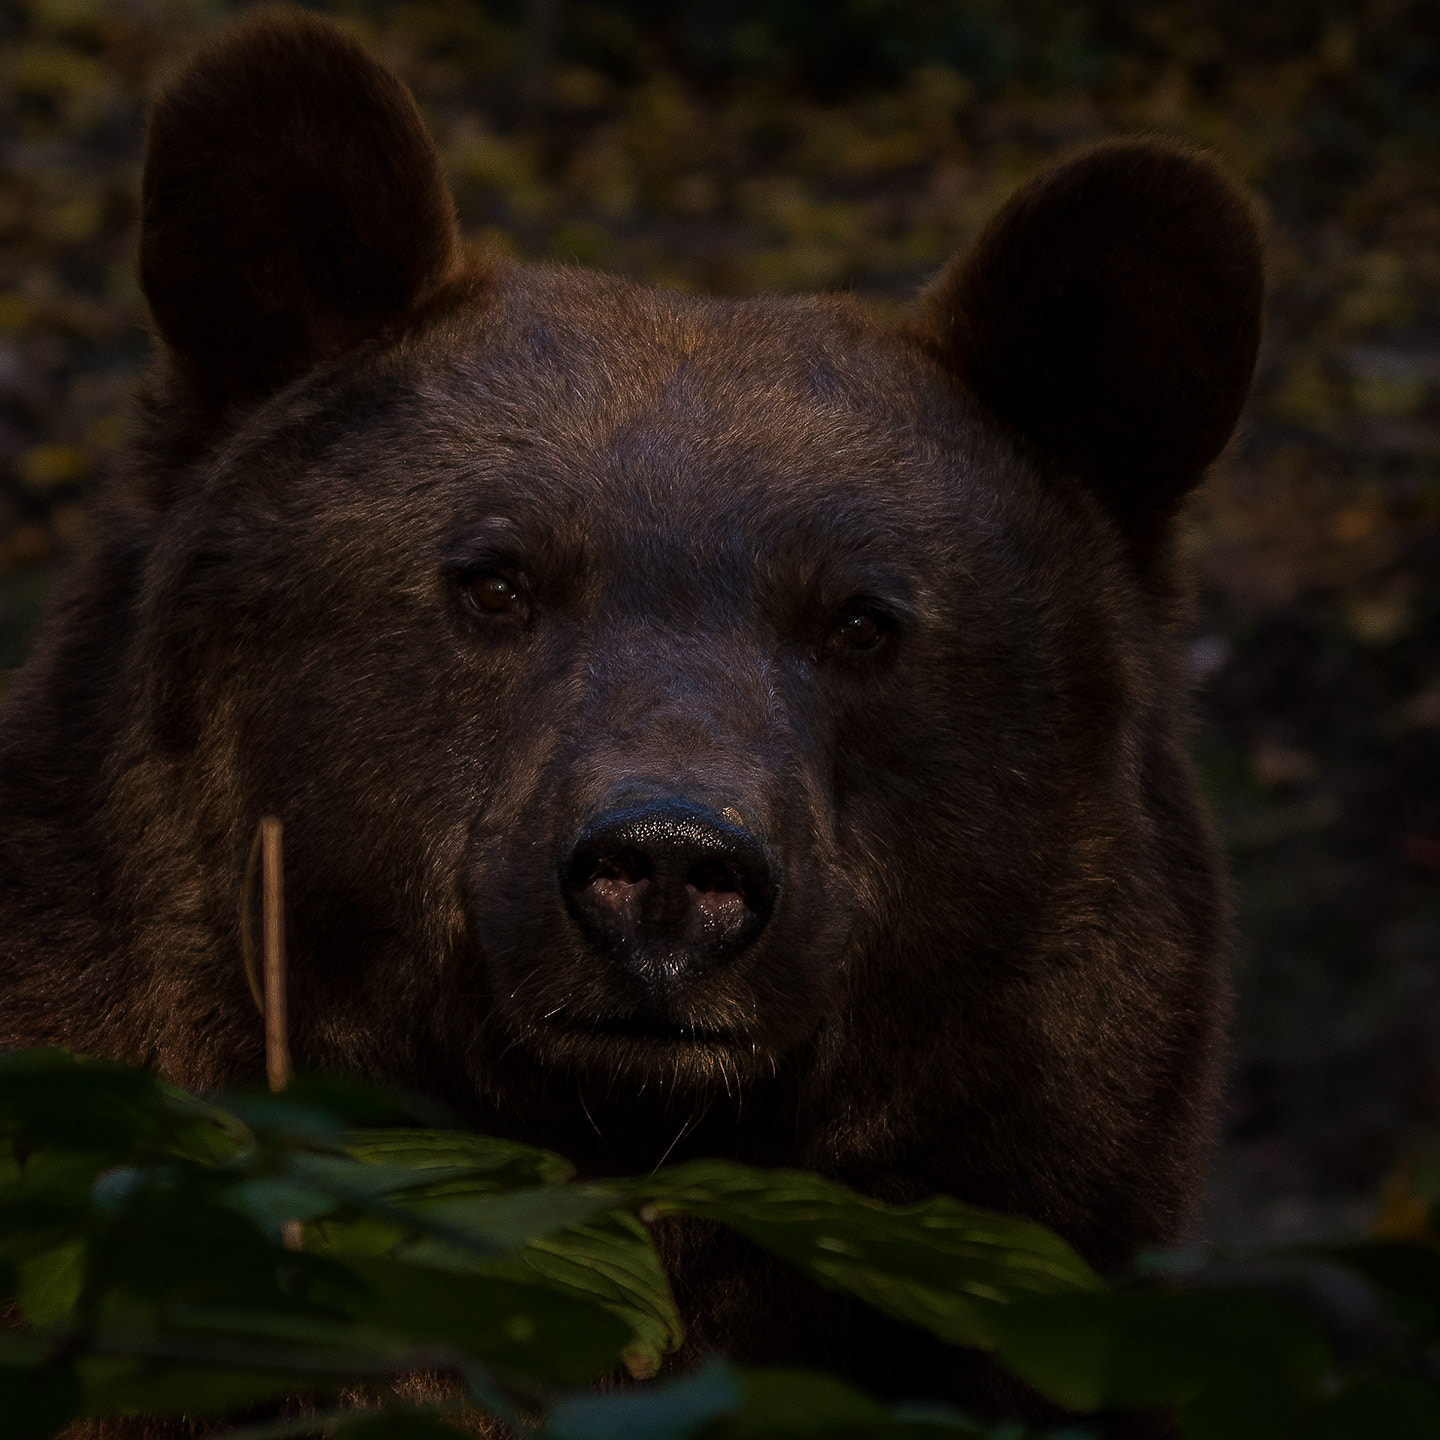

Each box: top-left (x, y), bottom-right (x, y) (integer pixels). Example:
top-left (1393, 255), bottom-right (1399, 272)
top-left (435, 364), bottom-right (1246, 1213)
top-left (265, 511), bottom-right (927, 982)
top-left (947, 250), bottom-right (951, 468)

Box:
top-left (418, 264), bottom-right (959, 434)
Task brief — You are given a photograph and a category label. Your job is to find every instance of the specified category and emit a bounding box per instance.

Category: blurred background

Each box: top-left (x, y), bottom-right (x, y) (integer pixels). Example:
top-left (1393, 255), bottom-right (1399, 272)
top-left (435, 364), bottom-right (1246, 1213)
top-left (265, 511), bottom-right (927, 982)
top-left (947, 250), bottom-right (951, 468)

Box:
top-left (0, 0), bottom-right (1437, 1246)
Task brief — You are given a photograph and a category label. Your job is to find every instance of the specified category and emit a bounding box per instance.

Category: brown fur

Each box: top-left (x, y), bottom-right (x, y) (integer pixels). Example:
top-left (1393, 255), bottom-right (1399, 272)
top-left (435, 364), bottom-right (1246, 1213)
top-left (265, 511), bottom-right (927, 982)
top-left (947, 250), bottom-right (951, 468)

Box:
top-left (0, 10), bottom-right (1263, 1424)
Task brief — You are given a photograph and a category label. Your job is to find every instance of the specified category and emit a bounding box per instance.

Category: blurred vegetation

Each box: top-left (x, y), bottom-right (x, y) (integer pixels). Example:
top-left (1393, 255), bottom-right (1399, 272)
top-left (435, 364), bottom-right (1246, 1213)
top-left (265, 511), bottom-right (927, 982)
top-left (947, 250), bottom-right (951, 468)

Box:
top-left (11, 1048), bottom-right (1440, 1438)
top-left (0, 0), bottom-right (1439, 1243)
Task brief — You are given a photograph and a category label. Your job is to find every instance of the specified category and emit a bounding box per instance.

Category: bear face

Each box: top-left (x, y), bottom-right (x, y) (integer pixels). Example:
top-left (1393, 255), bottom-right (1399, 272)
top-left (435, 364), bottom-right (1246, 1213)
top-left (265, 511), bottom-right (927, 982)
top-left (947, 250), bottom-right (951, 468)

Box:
top-left (136, 261), bottom-right (1159, 1113)
top-left (0, 10), bottom-right (1263, 1360)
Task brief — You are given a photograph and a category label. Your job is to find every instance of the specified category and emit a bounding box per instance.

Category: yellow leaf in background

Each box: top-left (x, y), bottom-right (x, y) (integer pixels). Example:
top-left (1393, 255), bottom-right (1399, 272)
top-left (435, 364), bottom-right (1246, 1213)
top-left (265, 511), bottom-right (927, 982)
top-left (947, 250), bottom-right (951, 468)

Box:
top-left (31, 0), bottom-right (113, 35)
top-left (552, 66), bottom-right (613, 112)
top-left (1375, 1163), bottom-right (1435, 1243)
top-left (547, 220), bottom-right (615, 268)
top-left (19, 443), bottom-right (87, 491)
top-left (7, 43), bottom-right (109, 128)
top-left (83, 413), bottom-right (128, 452)
top-left (1329, 504), bottom-right (1380, 544)
top-left (0, 294), bottom-right (30, 332)
top-left (1345, 588), bottom-right (1412, 646)
top-left (1333, 251), bottom-right (1414, 333)
top-left (1319, 21), bottom-right (1357, 73)
top-left (446, 127), bottom-right (545, 217)
top-left (623, 78), bottom-right (705, 181)
top-left (1351, 374), bottom-right (1428, 419)
top-left (41, 194), bottom-right (101, 245)
top-left (1266, 357), bottom-right (1342, 422)
top-left (904, 65), bottom-right (974, 131)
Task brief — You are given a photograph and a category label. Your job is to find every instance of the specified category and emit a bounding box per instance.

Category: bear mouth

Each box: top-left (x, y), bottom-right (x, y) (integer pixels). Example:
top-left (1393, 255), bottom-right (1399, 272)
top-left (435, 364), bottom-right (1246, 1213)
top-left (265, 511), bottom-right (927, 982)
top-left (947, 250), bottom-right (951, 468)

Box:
top-left (573, 1015), bottom-right (740, 1047)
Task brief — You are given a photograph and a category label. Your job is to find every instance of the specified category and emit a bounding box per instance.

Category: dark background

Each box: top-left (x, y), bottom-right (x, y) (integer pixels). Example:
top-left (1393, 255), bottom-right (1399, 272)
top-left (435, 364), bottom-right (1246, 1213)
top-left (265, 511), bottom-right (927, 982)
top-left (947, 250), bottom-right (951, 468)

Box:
top-left (1, 0), bottom-right (1437, 1246)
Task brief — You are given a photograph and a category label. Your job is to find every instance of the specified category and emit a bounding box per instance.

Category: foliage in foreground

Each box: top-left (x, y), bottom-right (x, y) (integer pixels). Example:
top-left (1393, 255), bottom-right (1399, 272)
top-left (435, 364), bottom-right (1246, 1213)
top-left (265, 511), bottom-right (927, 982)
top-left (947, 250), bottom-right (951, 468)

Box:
top-left (2, 1053), bottom-right (1440, 1439)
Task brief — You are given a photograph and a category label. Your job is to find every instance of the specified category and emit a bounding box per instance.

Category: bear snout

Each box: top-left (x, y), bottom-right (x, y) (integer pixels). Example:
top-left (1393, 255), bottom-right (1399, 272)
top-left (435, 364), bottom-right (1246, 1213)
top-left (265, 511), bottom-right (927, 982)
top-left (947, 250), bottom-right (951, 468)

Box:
top-left (561, 798), bottom-right (775, 983)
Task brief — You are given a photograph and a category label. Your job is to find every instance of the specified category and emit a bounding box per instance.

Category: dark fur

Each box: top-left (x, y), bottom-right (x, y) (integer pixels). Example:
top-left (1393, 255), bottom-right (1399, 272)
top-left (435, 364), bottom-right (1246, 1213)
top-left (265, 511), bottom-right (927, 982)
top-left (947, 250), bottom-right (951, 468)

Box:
top-left (0, 10), bottom-right (1263, 1420)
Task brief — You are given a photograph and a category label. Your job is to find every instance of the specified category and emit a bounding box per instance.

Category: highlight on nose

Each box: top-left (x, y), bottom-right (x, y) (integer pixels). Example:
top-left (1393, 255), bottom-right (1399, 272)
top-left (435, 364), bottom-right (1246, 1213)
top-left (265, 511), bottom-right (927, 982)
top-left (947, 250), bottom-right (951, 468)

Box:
top-left (562, 798), bottom-right (774, 976)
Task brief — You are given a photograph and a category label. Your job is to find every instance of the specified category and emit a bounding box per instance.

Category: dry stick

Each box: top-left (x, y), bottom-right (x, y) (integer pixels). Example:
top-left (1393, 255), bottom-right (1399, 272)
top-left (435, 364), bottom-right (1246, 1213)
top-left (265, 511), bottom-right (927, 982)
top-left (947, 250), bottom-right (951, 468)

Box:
top-left (259, 817), bottom-right (291, 1097)
top-left (250, 816), bottom-right (303, 1252)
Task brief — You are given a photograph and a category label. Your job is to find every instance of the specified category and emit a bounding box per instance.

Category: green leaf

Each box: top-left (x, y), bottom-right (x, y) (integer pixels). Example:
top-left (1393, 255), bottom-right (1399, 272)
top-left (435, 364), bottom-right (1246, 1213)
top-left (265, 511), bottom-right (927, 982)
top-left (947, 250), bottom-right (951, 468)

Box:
top-left (224, 1407), bottom-right (481, 1440)
top-left (882, 1402), bottom-right (1018, 1439)
top-left (0, 1049), bottom-right (235, 1165)
top-left (0, 1361), bottom-right (81, 1440)
top-left (80, 1182), bottom-right (361, 1308)
top-left (273, 1074), bottom-right (457, 1129)
top-left (480, 1209), bottom-right (684, 1375)
top-left (346, 1129), bottom-right (574, 1188)
top-left (1327, 1240), bottom-right (1440, 1337)
top-left (307, 1212), bottom-right (412, 1260)
top-left (219, 1152), bottom-right (494, 1235)
top-left (74, 1268), bottom-right (611, 1410)
top-left (221, 1094), bottom-right (352, 1145)
top-left (220, 1173), bottom-right (356, 1231)
top-left (155, 1085), bottom-right (255, 1166)
top-left (327, 1416), bottom-right (476, 1440)
top-left (15, 1236), bottom-right (84, 1327)
top-left (317, 1198), bottom-right (683, 1376)
top-left (545, 1364), bottom-right (1007, 1440)
top-left (545, 1355), bottom-right (742, 1440)
top-left (723, 1367), bottom-right (890, 1436)
top-left (340, 1255), bottom-right (634, 1387)
top-left (394, 1186), bottom-right (621, 1258)
top-left (986, 1289), bottom-right (1328, 1439)
top-left (76, 1352), bottom-right (346, 1419)
top-left (634, 1161), bottom-right (1098, 1348)
top-left (1300, 1376), bottom-right (1440, 1439)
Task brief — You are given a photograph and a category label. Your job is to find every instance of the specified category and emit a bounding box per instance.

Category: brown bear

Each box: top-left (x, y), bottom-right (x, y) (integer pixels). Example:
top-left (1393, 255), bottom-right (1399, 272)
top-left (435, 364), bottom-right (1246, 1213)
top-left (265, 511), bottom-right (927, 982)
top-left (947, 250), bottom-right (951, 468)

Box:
top-left (0, 8), bottom-right (1263, 1418)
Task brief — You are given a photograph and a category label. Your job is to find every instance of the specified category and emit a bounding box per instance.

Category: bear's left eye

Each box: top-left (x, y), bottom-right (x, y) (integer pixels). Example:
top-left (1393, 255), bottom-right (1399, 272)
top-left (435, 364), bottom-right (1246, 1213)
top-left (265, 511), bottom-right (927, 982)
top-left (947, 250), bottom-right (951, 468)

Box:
top-left (464, 572), bottom-right (521, 616)
top-left (825, 608), bottom-right (892, 657)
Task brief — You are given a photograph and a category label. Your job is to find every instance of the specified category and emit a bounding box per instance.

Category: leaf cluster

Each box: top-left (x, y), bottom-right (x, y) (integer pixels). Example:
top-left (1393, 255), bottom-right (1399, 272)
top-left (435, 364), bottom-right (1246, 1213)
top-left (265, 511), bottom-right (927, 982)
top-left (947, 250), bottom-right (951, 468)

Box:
top-left (2, 1052), bottom-right (1440, 1440)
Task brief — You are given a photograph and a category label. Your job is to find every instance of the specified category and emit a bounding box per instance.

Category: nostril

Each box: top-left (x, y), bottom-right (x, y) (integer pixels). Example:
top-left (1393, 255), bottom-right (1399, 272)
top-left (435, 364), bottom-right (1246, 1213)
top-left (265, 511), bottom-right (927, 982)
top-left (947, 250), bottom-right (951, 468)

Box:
top-left (590, 849), bottom-right (650, 888)
top-left (687, 858), bottom-right (742, 896)
top-left (579, 849), bottom-right (650, 929)
top-left (686, 857), bottom-right (750, 938)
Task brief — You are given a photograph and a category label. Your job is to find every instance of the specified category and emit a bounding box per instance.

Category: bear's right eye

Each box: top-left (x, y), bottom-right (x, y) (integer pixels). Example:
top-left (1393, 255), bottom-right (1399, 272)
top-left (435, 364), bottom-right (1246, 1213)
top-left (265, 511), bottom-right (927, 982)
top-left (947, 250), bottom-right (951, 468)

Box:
top-left (823, 604), bottom-right (895, 659)
top-left (464, 572), bottom-right (521, 616)
top-left (832, 613), bottom-right (884, 651)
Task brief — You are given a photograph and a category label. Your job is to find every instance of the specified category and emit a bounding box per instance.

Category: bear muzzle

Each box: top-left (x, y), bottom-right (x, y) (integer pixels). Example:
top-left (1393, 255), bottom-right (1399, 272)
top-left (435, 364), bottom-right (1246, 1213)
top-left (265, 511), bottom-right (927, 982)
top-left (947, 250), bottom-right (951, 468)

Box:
top-left (561, 797), bottom-right (775, 990)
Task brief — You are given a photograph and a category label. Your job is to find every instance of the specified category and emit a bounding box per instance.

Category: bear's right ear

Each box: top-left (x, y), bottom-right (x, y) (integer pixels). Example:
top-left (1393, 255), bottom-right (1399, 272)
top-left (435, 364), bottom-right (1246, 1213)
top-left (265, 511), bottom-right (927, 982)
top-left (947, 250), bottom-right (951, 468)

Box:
top-left (914, 140), bottom-right (1263, 556)
top-left (140, 10), bottom-right (460, 412)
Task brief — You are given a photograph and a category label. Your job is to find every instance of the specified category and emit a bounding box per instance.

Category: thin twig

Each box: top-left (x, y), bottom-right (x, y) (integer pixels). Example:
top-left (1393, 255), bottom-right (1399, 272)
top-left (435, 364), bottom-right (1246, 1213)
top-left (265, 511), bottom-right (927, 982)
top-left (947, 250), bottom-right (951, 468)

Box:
top-left (255, 816), bottom-right (303, 1251)
top-left (260, 816), bottom-right (291, 1095)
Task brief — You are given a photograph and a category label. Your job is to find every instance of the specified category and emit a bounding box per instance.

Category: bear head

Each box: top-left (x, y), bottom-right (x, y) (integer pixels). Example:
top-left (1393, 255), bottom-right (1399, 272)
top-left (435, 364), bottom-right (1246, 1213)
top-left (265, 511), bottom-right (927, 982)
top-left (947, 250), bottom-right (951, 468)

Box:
top-left (2, 12), bottom-right (1262, 1242)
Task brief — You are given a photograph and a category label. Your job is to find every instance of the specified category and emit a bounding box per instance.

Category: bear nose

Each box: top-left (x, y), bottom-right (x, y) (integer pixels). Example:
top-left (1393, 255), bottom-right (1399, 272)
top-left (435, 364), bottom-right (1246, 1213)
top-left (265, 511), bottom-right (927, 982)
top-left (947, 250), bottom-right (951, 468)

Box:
top-left (562, 799), bottom-right (774, 977)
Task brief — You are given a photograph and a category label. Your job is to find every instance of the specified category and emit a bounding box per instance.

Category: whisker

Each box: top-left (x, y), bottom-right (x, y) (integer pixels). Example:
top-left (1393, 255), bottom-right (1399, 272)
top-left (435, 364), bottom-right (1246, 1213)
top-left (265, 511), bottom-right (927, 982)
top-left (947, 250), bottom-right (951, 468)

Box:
top-left (577, 1085), bottom-right (602, 1138)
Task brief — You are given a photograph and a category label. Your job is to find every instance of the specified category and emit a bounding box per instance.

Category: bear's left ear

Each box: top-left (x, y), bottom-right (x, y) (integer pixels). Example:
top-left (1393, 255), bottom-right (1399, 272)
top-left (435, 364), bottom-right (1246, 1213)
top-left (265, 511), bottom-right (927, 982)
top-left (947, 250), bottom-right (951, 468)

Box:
top-left (914, 139), bottom-right (1263, 551)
